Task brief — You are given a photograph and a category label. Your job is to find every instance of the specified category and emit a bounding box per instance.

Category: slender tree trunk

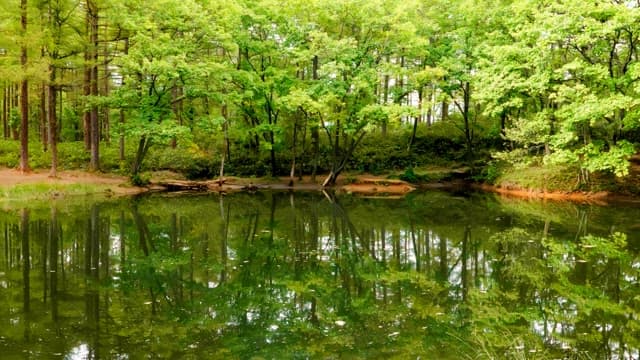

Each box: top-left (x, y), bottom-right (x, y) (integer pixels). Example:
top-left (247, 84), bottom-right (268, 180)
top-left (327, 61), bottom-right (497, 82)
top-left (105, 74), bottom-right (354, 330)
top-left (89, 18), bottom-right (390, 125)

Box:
top-left (170, 87), bottom-right (178, 148)
top-left (289, 116), bottom-right (297, 187)
top-left (89, 0), bottom-right (99, 171)
top-left (132, 135), bottom-right (151, 176)
top-left (83, 54), bottom-right (91, 149)
top-left (40, 83), bottom-right (47, 151)
top-left (381, 55), bottom-right (389, 136)
top-left (119, 38), bottom-right (129, 161)
top-left (463, 82), bottom-right (472, 156)
top-left (311, 55), bottom-right (320, 183)
top-left (427, 85), bottom-right (434, 126)
top-left (441, 99), bottom-right (448, 122)
top-left (12, 84), bottom-right (19, 141)
top-left (170, 86), bottom-right (182, 148)
top-left (102, 45), bottom-right (110, 144)
top-left (218, 105), bottom-right (228, 186)
top-left (321, 131), bottom-right (366, 187)
top-left (19, 0), bottom-right (30, 173)
top-left (2, 83), bottom-right (7, 139)
top-left (408, 87), bottom-right (422, 153)
top-left (49, 67), bottom-right (58, 177)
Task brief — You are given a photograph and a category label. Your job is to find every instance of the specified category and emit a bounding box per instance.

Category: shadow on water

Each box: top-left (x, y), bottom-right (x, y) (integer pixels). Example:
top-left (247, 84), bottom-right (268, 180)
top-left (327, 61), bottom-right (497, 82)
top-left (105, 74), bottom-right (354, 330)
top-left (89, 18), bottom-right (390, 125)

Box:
top-left (0, 190), bottom-right (639, 359)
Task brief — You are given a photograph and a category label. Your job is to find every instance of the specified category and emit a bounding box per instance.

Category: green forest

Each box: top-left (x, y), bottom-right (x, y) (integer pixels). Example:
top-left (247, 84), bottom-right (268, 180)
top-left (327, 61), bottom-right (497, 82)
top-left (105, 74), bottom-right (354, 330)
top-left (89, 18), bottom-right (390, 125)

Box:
top-left (2, 0), bottom-right (640, 189)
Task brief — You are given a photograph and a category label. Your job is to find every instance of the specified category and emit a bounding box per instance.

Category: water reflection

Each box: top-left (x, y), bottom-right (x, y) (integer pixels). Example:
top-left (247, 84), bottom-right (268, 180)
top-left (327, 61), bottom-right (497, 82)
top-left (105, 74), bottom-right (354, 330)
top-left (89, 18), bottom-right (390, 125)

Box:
top-left (0, 191), bottom-right (638, 359)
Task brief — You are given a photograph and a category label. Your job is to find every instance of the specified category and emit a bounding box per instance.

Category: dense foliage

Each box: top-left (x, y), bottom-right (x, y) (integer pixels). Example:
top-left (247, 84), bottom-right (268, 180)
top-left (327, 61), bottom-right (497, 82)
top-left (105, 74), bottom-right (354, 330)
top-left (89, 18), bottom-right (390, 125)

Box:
top-left (2, 0), bottom-right (640, 186)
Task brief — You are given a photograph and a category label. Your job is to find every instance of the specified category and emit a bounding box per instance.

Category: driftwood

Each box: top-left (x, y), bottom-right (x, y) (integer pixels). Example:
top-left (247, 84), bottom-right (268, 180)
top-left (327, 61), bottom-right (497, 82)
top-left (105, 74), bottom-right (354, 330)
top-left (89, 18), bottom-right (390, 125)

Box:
top-left (158, 180), bottom-right (209, 191)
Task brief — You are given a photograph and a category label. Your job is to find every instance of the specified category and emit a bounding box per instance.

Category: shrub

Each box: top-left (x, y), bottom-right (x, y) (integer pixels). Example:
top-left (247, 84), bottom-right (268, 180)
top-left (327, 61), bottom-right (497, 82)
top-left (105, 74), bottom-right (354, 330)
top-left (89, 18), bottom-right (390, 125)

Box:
top-left (472, 161), bottom-right (502, 184)
top-left (399, 167), bottom-right (419, 183)
top-left (130, 172), bottom-right (151, 186)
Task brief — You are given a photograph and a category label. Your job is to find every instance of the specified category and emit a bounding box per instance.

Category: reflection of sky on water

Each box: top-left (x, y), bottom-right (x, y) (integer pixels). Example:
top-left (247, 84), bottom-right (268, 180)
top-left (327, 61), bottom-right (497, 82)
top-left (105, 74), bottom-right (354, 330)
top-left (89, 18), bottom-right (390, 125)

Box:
top-left (65, 343), bottom-right (89, 360)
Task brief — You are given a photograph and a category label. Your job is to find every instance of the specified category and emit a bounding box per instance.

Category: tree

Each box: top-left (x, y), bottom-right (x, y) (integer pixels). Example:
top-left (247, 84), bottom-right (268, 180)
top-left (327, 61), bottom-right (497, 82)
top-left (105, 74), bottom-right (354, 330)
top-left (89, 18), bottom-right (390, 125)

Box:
top-left (228, 0), bottom-right (299, 177)
top-left (43, 0), bottom-right (84, 177)
top-left (109, 0), bottom-right (223, 179)
top-left (478, 0), bottom-right (640, 182)
top-left (287, 0), bottom-right (403, 186)
top-left (19, 0), bottom-right (30, 172)
top-left (86, 0), bottom-right (99, 171)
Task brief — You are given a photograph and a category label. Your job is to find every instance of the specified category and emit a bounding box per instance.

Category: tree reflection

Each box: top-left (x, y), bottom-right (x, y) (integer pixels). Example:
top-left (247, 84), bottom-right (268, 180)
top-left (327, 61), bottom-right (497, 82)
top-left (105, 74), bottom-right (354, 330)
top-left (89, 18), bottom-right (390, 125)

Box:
top-left (0, 192), bottom-right (638, 359)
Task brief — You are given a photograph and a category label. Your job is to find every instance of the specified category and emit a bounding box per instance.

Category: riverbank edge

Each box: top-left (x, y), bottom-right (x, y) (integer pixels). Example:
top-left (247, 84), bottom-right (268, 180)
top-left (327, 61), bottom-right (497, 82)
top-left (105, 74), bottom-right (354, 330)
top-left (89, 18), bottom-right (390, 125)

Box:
top-left (2, 168), bottom-right (640, 205)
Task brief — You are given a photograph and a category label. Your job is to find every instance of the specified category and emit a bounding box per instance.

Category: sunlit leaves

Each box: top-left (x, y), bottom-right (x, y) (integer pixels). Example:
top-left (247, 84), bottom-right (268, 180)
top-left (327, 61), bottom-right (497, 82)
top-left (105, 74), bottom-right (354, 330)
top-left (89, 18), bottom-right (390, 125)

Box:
top-left (478, 0), bottom-right (640, 181)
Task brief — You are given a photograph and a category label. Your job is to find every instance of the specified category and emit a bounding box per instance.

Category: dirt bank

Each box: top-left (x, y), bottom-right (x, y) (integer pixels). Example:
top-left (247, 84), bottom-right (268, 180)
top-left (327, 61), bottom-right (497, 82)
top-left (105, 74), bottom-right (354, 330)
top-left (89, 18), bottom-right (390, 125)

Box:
top-left (474, 183), bottom-right (613, 204)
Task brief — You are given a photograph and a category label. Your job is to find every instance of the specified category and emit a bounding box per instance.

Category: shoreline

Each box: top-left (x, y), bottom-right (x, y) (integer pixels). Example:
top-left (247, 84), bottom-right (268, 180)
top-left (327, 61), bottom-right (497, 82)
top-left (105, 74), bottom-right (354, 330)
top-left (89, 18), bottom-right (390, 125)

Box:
top-left (2, 168), bottom-right (640, 205)
top-left (473, 183), bottom-right (640, 205)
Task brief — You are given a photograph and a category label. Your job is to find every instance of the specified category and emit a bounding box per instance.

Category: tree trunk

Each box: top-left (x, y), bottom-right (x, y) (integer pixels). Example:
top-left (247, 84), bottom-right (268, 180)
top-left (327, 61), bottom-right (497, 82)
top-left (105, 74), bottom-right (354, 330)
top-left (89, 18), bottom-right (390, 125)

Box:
top-left (322, 131), bottom-right (366, 187)
top-left (381, 55), bottom-right (389, 136)
top-left (48, 68), bottom-right (58, 177)
top-left (462, 81), bottom-right (472, 156)
top-left (12, 84), bottom-right (19, 141)
top-left (441, 99), bottom-right (448, 122)
top-left (2, 83), bottom-right (7, 139)
top-left (289, 117), bottom-right (297, 187)
top-left (40, 83), bottom-right (47, 151)
top-left (87, 0), bottom-right (99, 171)
top-left (311, 127), bottom-right (319, 182)
top-left (119, 38), bottom-right (129, 161)
top-left (408, 87), bottom-right (422, 153)
top-left (218, 105), bottom-right (228, 186)
top-left (311, 55), bottom-right (320, 183)
top-left (170, 88), bottom-right (178, 148)
top-left (132, 135), bottom-right (151, 176)
top-left (322, 171), bottom-right (338, 187)
top-left (102, 45), bottom-right (110, 144)
top-left (19, 0), bottom-right (30, 173)
top-left (83, 56), bottom-right (91, 149)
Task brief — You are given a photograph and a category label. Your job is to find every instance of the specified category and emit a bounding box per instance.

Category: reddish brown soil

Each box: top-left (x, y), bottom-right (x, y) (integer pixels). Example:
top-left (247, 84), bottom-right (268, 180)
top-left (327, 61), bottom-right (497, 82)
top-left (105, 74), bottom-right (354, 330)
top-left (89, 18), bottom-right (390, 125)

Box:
top-left (340, 178), bottom-right (415, 196)
top-left (475, 183), bottom-right (611, 204)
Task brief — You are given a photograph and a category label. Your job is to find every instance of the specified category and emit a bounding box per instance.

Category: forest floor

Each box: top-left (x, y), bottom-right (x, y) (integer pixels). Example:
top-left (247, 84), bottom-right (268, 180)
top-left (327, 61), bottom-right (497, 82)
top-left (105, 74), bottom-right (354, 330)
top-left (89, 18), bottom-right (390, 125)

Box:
top-left (0, 169), bottom-right (122, 187)
top-left (0, 168), bottom-right (143, 197)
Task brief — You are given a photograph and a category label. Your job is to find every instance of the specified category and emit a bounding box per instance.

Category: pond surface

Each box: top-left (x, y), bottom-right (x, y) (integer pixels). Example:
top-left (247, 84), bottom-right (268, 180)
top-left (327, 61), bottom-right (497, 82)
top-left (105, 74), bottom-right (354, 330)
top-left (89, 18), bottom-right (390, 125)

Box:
top-left (0, 191), bottom-right (639, 359)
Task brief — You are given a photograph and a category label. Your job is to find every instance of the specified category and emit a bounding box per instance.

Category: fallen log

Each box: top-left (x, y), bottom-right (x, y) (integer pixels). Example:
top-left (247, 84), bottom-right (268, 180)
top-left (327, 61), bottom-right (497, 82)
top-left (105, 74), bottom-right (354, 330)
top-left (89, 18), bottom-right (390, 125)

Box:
top-left (157, 180), bottom-right (209, 191)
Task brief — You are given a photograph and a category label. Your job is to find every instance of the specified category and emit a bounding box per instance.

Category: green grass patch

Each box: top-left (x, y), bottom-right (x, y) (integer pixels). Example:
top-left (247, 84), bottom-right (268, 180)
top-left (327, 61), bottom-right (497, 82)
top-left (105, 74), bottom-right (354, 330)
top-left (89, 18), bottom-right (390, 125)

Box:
top-left (496, 164), bottom-right (581, 192)
top-left (0, 183), bottom-right (113, 201)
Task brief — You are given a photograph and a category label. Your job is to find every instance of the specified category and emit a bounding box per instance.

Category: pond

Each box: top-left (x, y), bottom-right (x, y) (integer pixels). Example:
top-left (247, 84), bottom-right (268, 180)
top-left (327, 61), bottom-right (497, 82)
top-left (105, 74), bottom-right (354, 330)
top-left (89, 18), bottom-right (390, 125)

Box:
top-left (0, 191), bottom-right (639, 359)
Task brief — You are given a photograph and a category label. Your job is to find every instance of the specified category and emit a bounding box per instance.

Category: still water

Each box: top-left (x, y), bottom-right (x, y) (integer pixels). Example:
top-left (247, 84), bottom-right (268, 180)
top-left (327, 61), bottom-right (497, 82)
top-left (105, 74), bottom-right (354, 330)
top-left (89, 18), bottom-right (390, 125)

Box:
top-left (0, 191), bottom-right (638, 359)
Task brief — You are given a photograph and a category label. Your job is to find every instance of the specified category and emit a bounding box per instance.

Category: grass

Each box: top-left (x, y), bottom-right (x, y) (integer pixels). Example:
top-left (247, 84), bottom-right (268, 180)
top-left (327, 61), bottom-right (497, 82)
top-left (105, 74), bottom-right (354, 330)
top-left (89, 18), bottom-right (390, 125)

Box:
top-left (494, 163), bottom-right (640, 194)
top-left (495, 164), bottom-right (581, 192)
top-left (0, 183), bottom-right (114, 201)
